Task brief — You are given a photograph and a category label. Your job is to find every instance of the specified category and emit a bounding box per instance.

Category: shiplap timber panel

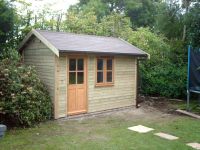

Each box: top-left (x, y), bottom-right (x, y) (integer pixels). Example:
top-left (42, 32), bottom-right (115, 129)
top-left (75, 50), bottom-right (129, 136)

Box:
top-left (88, 55), bottom-right (137, 112)
top-left (23, 36), bottom-right (56, 113)
top-left (57, 55), bottom-right (67, 117)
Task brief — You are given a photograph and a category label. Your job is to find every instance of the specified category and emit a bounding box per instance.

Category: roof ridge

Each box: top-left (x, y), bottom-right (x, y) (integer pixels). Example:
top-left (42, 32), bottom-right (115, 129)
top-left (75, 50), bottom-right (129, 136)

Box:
top-left (35, 29), bottom-right (119, 40)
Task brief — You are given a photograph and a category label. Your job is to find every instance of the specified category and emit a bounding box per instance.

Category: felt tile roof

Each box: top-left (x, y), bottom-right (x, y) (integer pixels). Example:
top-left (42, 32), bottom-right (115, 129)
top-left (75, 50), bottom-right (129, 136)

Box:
top-left (19, 29), bottom-right (149, 57)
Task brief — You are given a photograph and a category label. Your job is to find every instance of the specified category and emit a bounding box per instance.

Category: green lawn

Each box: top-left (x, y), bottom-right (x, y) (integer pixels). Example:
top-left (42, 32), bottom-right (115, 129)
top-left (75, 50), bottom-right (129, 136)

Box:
top-left (0, 109), bottom-right (200, 150)
top-left (174, 99), bottom-right (200, 114)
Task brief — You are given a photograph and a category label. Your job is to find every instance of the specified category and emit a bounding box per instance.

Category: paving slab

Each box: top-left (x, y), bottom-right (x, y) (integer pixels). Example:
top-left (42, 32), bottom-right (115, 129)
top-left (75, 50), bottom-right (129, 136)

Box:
top-left (154, 132), bottom-right (179, 140)
top-left (187, 143), bottom-right (200, 150)
top-left (128, 125), bottom-right (154, 133)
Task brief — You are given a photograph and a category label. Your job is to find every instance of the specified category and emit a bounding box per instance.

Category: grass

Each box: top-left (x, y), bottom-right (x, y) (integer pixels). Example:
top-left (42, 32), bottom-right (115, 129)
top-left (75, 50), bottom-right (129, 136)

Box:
top-left (0, 110), bottom-right (200, 150)
top-left (172, 99), bottom-right (200, 114)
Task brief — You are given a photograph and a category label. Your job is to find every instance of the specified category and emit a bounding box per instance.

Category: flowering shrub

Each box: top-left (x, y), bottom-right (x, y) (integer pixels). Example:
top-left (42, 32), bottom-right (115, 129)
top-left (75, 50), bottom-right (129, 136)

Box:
top-left (0, 59), bottom-right (52, 127)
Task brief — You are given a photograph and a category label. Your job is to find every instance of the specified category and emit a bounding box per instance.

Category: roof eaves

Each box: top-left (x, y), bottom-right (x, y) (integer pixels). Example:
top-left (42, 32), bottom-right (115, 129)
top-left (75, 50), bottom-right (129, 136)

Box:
top-left (59, 50), bottom-right (148, 57)
top-left (118, 38), bottom-right (150, 59)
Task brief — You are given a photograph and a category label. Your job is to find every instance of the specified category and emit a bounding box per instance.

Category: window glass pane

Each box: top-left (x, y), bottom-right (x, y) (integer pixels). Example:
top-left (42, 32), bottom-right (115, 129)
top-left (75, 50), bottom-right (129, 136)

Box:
top-left (77, 72), bottom-right (84, 84)
top-left (107, 72), bottom-right (112, 82)
top-left (107, 59), bottom-right (112, 70)
top-left (97, 72), bottom-right (103, 83)
top-left (69, 72), bottom-right (76, 84)
top-left (69, 59), bottom-right (76, 71)
top-left (97, 59), bottom-right (103, 70)
top-left (78, 59), bottom-right (84, 71)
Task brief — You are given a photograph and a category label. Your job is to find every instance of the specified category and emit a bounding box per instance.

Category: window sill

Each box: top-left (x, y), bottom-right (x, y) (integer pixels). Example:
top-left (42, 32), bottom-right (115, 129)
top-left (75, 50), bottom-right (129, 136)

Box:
top-left (95, 83), bottom-right (114, 87)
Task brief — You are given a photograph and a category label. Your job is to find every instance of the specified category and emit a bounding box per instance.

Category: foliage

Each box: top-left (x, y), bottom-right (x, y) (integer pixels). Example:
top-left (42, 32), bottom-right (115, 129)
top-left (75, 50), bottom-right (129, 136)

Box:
top-left (0, 0), bottom-right (15, 49)
top-left (0, 0), bottom-right (199, 101)
top-left (80, 0), bottom-right (109, 21)
top-left (168, 39), bottom-right (187, 64)
top-left (0, 48), bottom-right (20, 62)
top-left (186, 3), bottom-right (200, 47)
top-left (129, 28), bottom-right (187, 98)
top-left (78, 0), bottom-right (159, 28)
top-left (97, 13), bottom-right (133, 39)
top-left (129, 28), bottom-right (170, 63)
top-left (154, 1), bottom-right (184, 40)
top-left (125, 0), bottom-right (158, 28)
top-left (64, 9), bottom-right (98, 34)
top-left (140, 63), bottom-right (187, 98)
top-left (0, 57), bottom-right (52, 127)
top-left (63, 11), bottom-right (133, 40)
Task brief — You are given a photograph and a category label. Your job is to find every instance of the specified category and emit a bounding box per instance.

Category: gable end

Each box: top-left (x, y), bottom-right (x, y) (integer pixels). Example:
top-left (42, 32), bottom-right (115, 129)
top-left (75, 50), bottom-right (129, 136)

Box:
top-left (18, 29), bottom-right (59, 57)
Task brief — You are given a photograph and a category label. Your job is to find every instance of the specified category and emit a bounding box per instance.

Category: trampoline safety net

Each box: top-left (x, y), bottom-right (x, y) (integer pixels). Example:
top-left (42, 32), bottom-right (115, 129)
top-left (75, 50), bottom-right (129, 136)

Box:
top-left (187, 46), bottom-right (200, 109)
top-left (189, 47), bottom-right (200, 92)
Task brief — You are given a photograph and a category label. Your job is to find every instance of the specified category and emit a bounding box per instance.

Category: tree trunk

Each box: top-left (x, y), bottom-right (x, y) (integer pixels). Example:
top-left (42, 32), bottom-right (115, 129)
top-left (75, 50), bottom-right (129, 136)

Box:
top-left (182, 25), bottom-right (186, 41)
top-left (182, 0), bottom-right (190, 41)
top-left (56, 14), bottom-right (63, 32)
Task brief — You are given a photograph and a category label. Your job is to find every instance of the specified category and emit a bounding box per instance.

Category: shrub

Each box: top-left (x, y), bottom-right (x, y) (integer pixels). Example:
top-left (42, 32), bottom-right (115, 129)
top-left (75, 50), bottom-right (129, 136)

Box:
top-left (140, 62), bottom-right (187, 98)
top-left (129, 28), bottom-right (187, 99)
top-left (0, 58), bottom-right (52, 127)
top-left (0, 48), bottom-right (20, 62)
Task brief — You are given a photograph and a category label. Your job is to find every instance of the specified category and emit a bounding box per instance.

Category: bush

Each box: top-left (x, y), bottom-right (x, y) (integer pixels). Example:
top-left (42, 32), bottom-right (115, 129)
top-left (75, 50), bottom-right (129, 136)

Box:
top-left (140, 62), bottom-right (187, 98)
top-left (0, 48), bottom-right (20, 62)
top-left (129, 28), bottom-right (187, 99)
top-left (0, 58), bottom-right (52, 127)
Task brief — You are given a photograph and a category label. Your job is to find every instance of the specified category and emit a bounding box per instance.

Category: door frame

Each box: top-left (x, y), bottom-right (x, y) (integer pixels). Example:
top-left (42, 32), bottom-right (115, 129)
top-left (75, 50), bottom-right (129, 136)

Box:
top-left (66, 55), bottom-right (88, 116)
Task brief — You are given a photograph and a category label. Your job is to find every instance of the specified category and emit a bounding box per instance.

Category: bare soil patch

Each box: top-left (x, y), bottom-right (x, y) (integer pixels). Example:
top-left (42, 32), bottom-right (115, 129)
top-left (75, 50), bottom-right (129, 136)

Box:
top-left (138, 96), bottom-right (184, 113)
top-left (59, 96), bottom-right (184, 124)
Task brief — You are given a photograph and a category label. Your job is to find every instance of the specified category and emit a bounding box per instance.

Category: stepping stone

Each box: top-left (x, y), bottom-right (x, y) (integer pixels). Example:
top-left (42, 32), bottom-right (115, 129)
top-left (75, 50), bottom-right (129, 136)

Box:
top-left (154, 132), bottom-right (179, 140)
top-left (187, 143), bottom-right (200, 150)
top-left (128, 125), bottom-right (154, 133)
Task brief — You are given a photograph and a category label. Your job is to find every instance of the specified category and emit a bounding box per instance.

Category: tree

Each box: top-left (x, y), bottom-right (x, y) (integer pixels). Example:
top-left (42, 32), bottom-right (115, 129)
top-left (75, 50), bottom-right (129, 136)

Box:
top-left (63, 9), bottom-right (98, 34)
top-left (11, 0), bottom-right (65, 47)
top-left (129, 28), bottom-right (170, 65)
top-left (101, 0), bottom-right (126, 12)
top-left (97, 12), bottom-right (132, 39)
top-left (81, 0), bottom-right (109, 21)
top-left (77, 0), bottom-right (159, 27)
top-left (154, 1), bottom-right (184, 40)
top-left (0, 0), bottom-right (15, 49)
top-left (125, 0), bottom-right (158, 28)
top-left (186, 3), bottom-right (200, 47)
top-left (181, 0), bottom-right (192, 41)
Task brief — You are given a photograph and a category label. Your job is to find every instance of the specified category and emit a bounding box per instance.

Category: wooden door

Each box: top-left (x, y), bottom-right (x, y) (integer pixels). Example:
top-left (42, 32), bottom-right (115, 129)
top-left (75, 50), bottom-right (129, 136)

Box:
top-left (67, 56), bottom-right (87, 115)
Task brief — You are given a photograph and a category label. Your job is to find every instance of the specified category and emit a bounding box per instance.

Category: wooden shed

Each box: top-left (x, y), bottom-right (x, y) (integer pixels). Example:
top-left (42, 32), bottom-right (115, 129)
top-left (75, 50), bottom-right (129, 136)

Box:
top-left (19, 29), bottom-right (149, 119)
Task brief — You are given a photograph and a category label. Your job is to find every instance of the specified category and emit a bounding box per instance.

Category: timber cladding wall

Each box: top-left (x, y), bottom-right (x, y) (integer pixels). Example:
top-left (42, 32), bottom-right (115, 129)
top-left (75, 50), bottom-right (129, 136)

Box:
top-left (88, 55), bottom-right (137, 112)
top-left (57, 55), bottom-right (67, 118)
top-left (23, 36), bottom-right (55, 103)
top-left (56, 55), bottom-right (137, 117)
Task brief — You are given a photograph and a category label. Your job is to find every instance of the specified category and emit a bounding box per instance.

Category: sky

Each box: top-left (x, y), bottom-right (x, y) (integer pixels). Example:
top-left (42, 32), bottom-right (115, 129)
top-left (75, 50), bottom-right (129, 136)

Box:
top-left (15, 0), bottom-right (79, 13)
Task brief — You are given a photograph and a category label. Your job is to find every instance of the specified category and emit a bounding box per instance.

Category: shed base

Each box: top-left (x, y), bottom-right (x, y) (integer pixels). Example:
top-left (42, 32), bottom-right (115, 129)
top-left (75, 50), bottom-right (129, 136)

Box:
top-left (59, 105), bottom-right (136, 120)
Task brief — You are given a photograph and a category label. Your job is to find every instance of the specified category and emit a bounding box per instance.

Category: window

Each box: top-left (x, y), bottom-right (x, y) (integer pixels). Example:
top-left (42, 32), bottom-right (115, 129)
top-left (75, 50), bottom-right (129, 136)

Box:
top-left (96, 57), bottom-right (114, 86)
top-left (69, 58), bottom-right (84, 84)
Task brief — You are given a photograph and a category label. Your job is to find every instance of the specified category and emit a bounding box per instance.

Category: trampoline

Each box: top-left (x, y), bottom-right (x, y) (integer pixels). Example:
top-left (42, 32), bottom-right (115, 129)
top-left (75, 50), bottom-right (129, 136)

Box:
top-left (187, 45), bottom-right (200, 109)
